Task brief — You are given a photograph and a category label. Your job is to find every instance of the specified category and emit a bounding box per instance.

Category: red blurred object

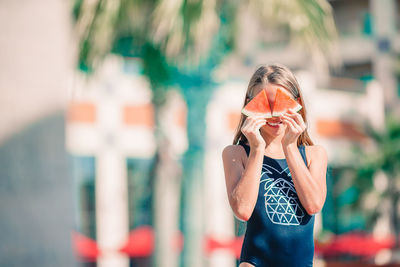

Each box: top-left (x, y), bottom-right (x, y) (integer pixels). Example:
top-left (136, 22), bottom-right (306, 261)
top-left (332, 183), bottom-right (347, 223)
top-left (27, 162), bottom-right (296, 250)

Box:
top-left (204, 235), bottom-right (244, 259)
top-left (173, 230), bottom-right (184, 253)
top-left (119, 226), bottom-right (184, 257)
top-left (315, 231), bottom-right (396, 259)
top-left (71, 231), bottom-right (101, 261)
top-left (119, 225), bottom-right (154, 257)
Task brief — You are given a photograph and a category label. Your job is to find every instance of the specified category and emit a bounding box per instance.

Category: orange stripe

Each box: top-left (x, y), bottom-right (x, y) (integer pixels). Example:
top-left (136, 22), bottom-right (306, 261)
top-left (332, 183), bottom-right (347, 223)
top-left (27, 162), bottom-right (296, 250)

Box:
top-left (316, 119), bottom-right (367, 140)
top-left (123, 104), bottom-right (154, 128)
top-left (67, 102), bottom-right (96, 123)
top-left (175, 106), bottom-right (187, 128)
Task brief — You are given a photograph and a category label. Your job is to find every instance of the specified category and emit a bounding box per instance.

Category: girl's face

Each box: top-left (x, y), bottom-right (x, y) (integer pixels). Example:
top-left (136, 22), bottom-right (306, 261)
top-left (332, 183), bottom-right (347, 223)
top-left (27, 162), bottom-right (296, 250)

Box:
top-left (251, 83), bottom-right (297, 136)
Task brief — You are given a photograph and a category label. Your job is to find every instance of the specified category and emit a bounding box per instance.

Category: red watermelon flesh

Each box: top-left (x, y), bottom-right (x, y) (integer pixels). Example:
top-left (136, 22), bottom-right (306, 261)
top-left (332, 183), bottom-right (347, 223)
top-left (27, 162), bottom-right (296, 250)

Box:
top-left (271, 88), bottom-right (302, 117)
top-left (241, 89), bottom-right (272, 118)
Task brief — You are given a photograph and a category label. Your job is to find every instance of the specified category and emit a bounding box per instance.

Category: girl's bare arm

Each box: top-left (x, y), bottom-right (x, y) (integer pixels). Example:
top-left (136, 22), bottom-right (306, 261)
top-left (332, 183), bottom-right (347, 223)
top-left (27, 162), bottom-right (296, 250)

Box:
top-left (222, 115), bottom-right (266, 221)
top-left (222, 145), bottom-right (264, 221)
top-left (283, 144), bottom-right (328, 215)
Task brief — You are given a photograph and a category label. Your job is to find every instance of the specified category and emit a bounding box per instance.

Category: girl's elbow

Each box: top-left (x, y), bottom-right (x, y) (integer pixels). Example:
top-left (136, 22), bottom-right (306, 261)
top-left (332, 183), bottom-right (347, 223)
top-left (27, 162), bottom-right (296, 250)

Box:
top-left (234, 212), bottom-right (251, 222)
top-left (231, 203), bottom-right (253, 222)
top-left (305, 206), bottom-right (319, 216)
top-left (233, 205), bottom-right (252, 221)
top-left (305, 202), bottom-right (324, 215)
top-left (306, 194), bottom-right (327, 215)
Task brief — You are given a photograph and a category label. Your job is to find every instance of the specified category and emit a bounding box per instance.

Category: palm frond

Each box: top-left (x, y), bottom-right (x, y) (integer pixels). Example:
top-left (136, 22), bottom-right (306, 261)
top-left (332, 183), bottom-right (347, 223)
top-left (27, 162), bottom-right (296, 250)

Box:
top-left (151, 0), bottom-right (220, 67)
top-left (247, 0), bottom-right (340, 68)
top-left (73, 0), bottom-right (339, 73)
top-left (74, 0), bottom-right (122, 72)
top-left (348, 112), bottom-right (400, 230)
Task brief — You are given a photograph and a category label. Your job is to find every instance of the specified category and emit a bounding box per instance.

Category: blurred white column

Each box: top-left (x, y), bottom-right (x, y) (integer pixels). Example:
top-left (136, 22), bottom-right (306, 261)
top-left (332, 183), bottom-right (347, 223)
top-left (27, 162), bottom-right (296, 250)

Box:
top-left (205, 81), bottom-right (245, 267)
top-left (67, 56), bottom-right (157, 267)
top-left (96, 151), bottom-right (129, 267)
top-left (365, 80), bottom-right (385, 132)
top-left (370, 0), bottom-right (398, 112)
top-left (154, 90), bottom-right (187, 267)
top-left (96, 94), bottom-right (130, 267)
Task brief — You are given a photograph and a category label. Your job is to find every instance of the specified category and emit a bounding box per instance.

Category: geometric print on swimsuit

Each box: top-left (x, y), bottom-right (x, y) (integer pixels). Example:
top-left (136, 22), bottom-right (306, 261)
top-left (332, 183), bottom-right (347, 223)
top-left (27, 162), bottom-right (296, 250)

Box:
top-left (260, 163), bottom-right (305, 225)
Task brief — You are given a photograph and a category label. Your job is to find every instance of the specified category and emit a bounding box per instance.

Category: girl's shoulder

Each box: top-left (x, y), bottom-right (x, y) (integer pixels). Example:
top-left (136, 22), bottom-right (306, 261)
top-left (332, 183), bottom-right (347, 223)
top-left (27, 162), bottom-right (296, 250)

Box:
top-left (222, 144), bottom-right (248, 168)
top-left (304, 144), bottom-right (328, 168)
top-left (222, 143), bottom-right (248, 157)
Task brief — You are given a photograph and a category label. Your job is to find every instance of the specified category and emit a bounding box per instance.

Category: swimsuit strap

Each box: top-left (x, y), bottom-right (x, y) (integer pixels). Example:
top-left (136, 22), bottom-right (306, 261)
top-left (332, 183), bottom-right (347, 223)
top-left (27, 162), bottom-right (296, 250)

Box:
top-left (238, 139), bottom-right (307, 165)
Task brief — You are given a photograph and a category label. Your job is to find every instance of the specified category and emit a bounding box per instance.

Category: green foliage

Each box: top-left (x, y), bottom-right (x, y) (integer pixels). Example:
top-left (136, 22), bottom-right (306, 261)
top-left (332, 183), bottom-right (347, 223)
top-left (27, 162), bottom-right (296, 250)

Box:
top-left (337, 186), bottom-right (359, 207)
top-left (249, 0), bottom-right (338, 63)
top-left (142, 43), bottom-right (171, 106)
top-left (349, 113), bottom-right (400, 231)
top-left (72, 0), bottom-right (84, 21)
top-left (78, 39), bottom-right (93, 73)
top-left (181, 0), bottom-right (203, 51)
top-left (73, 0), bottom-right (122, 72)
top-left (72, 0), bottom-right (338, 80)
top-left (327, 132), bottom-right (398, 234)
top-left (142, 43), bottom-right (170, 88)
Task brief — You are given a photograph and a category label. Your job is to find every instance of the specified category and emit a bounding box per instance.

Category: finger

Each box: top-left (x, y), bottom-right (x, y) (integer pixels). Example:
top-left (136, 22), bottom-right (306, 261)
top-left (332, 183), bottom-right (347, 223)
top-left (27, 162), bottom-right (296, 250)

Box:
top-left (282, 116), bottom-right (302, 132)
top-left (253, 119), bottom-right (267, 130)
top-left (281, 118), bottom-right (299, 133)
top-left (256, 118), bottom-right (267, 125)
top-left (287, 109), bottom-right (299, 115)
top-left (281, 113), bottom-right (300, 125)
top-left (249, 118), bottom-right (259, 127)
top-left (281, 116), bottom-right (302, 133)
top-left (255, 120), bottom-right (267, 129)
top-left (244, 116), bottom-right (259, 126)
top-left (244, 117), bottom-right (265, 131)
top-left (285, 111), bottom-right (306, 129)
top-left (241, 119), bottom-right (249, 130)
top-left (249, 117), bottom-right (267, 128)
top-left (242, 119), bottom-right (251, 131)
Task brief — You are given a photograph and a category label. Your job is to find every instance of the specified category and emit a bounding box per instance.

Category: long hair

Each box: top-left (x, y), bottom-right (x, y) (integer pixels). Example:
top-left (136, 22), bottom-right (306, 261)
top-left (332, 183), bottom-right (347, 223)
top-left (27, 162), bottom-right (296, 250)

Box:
top-left (232, 64), bottom-right (314, 147)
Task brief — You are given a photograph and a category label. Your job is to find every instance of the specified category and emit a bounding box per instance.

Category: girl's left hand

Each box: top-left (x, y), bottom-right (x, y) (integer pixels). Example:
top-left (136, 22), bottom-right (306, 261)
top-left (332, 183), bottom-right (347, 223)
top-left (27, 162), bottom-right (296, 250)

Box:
top-left (280, 109), bottom-right (307, 146)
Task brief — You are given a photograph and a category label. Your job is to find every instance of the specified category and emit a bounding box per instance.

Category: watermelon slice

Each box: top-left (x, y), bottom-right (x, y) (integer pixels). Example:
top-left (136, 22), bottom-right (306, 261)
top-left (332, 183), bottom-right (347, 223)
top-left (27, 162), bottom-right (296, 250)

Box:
top-left (271, 88), bottom-right (302, 117)
top-left (241, 89), bottom-right (272, 118)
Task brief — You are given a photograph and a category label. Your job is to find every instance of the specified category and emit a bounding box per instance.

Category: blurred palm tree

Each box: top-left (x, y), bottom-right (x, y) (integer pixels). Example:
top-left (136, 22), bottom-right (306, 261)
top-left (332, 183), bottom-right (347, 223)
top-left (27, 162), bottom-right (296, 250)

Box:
top-left (72, 0), bottom-right (338, 266)
top-left (350, 113), bottom-right (400, 249)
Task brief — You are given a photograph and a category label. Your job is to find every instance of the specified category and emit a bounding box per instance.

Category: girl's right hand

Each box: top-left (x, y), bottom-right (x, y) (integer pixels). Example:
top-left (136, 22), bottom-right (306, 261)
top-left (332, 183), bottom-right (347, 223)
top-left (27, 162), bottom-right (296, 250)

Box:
top-left (241, 116), bottom-right (267, 149)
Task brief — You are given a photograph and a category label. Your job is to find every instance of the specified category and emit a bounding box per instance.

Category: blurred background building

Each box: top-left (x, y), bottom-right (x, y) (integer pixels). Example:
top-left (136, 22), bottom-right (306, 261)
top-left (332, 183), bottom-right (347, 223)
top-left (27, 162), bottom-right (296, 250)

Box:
top-left (1, 0), bottom-right (400, 267)
top-left (0, 1), bottom-right (76, 266)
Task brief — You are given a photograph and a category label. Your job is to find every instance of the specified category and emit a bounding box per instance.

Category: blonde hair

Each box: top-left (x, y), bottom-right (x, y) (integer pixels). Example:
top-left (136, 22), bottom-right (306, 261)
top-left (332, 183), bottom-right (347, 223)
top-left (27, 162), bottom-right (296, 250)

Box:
top-left (232, 64), bottom-right (314, 147)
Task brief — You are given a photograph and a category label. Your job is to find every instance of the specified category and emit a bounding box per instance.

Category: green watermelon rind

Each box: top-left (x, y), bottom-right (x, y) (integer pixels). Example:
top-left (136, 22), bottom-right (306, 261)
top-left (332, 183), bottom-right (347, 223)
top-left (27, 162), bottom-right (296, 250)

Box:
top-left (241, 107), bottom-right (272, 118)
top-left (272, 104), bottom-right (302, 117)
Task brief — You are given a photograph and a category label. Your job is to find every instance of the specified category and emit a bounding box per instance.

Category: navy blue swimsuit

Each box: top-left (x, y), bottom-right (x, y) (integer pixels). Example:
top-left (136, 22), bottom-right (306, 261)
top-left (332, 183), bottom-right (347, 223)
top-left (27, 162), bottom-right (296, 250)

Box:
top-left (238, 140), bottom-right (315, 267)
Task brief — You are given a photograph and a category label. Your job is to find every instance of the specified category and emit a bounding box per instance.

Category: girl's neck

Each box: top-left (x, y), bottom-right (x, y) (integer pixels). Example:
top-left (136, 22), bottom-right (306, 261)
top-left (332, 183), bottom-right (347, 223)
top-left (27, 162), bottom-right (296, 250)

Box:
top-left (260, 131), bottom-right (284, 149)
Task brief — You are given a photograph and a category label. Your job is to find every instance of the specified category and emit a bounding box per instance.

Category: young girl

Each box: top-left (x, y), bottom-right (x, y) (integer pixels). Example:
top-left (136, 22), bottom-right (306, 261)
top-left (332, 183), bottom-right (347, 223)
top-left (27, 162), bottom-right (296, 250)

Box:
top-left (222, 64), bottom-right (328, 267)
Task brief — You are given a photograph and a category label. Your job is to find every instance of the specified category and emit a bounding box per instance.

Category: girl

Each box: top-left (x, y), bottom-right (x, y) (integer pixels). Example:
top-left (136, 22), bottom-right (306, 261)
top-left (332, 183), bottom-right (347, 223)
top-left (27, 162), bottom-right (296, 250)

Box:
top-left (222, 64), bottom-right (327, 267)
